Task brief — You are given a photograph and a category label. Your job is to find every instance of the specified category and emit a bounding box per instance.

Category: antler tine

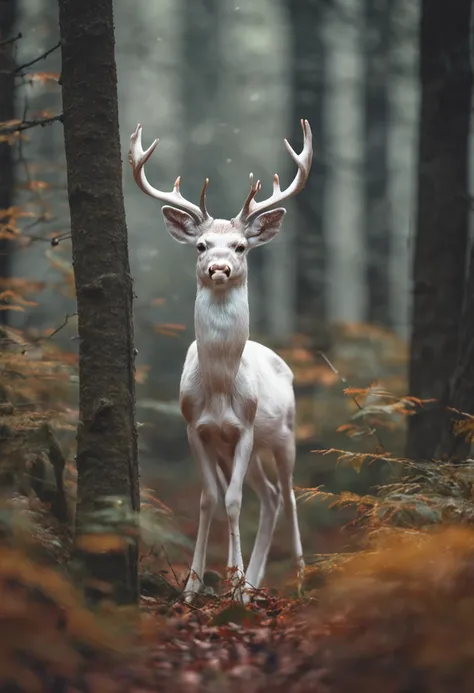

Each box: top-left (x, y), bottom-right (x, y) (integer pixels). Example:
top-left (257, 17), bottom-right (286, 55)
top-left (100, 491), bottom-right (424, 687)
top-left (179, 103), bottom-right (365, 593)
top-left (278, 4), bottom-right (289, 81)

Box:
top-left (239, 173), bottom-right (262, 219)
top-left (237, 119), bottom-right (313, 223)
top-left (129, 124), bottom-right (211, 223)
top-left (199, 178), bottom-right (210, 217)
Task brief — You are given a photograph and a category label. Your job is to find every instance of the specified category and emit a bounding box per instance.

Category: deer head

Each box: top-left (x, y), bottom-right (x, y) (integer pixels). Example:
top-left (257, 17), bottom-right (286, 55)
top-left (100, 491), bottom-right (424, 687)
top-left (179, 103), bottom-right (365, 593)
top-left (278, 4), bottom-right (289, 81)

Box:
top-left (129, 120), bottom-right (313, 288)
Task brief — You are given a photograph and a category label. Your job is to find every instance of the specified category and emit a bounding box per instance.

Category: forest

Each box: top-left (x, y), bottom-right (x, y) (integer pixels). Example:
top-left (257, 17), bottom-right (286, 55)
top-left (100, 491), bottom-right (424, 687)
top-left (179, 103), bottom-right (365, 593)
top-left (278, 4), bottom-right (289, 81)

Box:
top-left (1, 0), bottom-right (474, 691)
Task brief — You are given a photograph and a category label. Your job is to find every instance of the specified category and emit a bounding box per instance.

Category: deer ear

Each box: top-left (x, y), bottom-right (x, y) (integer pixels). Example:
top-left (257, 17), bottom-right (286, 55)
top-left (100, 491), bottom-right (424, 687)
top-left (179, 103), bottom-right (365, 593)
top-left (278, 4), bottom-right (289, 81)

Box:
top-left (245, 208), bottom-right (286, 247)
top-left (162, 205), bottom-right (200, 244)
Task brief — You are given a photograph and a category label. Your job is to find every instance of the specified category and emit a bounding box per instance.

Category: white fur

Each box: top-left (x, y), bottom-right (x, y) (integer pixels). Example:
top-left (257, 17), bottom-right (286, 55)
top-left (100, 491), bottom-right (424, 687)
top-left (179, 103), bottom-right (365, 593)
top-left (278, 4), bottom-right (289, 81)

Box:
top-left (129, 121), bottom-right (312, 602)
top-left (171, 222), bottom-right (304, 603)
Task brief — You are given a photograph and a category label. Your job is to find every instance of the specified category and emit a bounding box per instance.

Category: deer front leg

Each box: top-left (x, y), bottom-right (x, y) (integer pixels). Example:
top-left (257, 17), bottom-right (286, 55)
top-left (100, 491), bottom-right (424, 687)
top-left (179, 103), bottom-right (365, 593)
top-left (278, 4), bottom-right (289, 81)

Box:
top-left (183, 426), bottom-right (218, 603)
top-left (225, 427), bottom-right (253, 597)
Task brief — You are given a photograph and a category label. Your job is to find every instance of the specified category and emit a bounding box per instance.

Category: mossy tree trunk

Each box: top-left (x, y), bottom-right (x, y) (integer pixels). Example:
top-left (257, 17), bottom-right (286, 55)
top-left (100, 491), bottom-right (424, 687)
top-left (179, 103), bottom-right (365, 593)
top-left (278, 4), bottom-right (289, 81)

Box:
top-left (58, 0), bottom-right (140, 604)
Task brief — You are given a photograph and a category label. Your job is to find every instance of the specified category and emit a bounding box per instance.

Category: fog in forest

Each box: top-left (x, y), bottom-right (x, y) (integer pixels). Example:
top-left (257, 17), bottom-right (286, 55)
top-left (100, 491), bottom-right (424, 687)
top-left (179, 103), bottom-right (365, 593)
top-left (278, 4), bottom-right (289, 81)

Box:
top-left (7, 0), bottom-right (469, 569)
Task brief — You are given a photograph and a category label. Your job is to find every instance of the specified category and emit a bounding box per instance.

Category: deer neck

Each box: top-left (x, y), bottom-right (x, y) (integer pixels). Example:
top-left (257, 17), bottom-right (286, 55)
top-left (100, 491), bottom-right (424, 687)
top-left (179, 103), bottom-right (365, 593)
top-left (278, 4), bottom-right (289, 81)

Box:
top-left (194, 282), bottom-right (249, 394)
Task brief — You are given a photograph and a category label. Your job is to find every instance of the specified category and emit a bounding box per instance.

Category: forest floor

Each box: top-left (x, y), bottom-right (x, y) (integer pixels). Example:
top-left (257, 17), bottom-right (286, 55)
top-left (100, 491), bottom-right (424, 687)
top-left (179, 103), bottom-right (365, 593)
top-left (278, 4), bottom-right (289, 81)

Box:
top-left (60, 519), bottom-right (474, 693)
top-left (109, 523), bottom-right (474, 693)
top-left (2, 321), bottom-right (473, 692)
top-left (4, 498), bottom-right (474, 693)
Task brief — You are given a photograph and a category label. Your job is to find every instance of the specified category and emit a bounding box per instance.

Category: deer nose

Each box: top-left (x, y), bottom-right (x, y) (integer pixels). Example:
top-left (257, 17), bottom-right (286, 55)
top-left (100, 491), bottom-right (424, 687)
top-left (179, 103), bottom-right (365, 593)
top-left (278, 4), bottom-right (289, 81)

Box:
top-left (208, 263), bottom-right (231, 278)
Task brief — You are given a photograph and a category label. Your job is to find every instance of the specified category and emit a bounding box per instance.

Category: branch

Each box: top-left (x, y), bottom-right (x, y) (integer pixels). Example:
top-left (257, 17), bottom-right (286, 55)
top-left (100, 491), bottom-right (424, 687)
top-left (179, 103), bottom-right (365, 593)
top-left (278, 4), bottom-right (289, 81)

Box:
top-left (0, 114), bottom-right (63, 135)
top-left (51, 232), bottom-right (71, 246)
top-left (46, 312), bottom-right (78, 341)
top-left (15, 93), bottom-right (51, 220)
top-left (0, 33), bottom-right (22, 49)
top-left (20, 312), bottom-right (78, 354)
top-left (14, 41), bottom-right (61, 75)
top-left (317, 351), bottom-right (386, 452)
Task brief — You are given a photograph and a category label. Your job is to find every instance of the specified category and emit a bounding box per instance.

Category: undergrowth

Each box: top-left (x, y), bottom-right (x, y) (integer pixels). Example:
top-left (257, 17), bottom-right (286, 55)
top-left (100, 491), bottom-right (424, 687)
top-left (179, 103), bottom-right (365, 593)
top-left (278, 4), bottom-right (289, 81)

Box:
top-left (2, 315), bottom-right (474, 691)
top-left (0, 500), bottom-right (133, 692)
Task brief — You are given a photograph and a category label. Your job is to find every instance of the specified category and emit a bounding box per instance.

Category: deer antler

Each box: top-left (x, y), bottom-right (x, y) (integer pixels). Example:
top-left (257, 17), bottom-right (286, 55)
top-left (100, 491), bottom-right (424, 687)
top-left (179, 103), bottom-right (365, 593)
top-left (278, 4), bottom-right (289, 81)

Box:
top-left (237, 119), bottom-right (313, 223)
top-left (129, 124), bottom-right (211, 224)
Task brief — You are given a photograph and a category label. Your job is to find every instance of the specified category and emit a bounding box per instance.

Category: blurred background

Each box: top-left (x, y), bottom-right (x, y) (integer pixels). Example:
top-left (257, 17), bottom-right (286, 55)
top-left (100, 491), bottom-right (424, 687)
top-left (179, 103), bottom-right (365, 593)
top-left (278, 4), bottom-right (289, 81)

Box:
top-left (3, 0), bottom-right (453, 585)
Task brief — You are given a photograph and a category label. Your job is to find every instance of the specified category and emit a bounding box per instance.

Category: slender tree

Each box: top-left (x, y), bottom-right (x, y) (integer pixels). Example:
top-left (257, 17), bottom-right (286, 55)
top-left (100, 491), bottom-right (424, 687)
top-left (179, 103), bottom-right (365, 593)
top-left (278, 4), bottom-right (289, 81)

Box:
top-left (439, 247), bottom-right (474, 462)
top-left (362, 0), bottom-right (392, 327)
top-left (289, 0), bottom-right (328, 332)
top-left (58, 0), bottom-right (140, 604)
top-left (0, 0), bottom-right (17, 326)
top-left (406, 0), bottom-right (472, 461)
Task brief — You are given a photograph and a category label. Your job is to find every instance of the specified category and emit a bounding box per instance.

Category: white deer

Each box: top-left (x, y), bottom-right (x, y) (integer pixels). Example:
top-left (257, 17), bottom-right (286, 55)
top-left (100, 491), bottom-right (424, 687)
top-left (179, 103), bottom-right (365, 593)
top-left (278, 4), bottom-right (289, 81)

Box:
top-left (129, 120), bottom-right (313, 602)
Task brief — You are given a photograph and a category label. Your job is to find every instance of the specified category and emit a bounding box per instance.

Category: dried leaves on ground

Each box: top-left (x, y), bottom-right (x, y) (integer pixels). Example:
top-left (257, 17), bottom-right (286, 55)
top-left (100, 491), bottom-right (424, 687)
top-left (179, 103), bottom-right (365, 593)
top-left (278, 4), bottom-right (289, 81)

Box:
top-left (2, 519), bottom-right (474, 693)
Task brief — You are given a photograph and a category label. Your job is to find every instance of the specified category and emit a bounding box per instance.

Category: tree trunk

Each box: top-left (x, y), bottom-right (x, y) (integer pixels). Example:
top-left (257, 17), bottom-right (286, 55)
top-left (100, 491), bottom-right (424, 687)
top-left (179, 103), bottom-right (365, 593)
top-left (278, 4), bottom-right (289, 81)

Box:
top-left (289, 0), bottom-right (328, 334)
top-left (439, 245), bottom-right (474, 462)
top-left (58, 0), bottom-right (140, 604)
top-left (405, 0), bottom-right (472, 461)
top-left (0, 0), bottom-right (17, 327)
top-left (363, 0), bottom-right (392, 327)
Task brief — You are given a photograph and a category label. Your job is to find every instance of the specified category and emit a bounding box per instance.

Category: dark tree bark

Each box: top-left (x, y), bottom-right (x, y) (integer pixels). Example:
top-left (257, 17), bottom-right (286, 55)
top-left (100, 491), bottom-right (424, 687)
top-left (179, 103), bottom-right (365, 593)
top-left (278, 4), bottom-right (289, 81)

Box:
top-left (0, 0), bottom-right (17, 327)
top-left (438, 247), bottom-right (474, 462)
top-left (406, 0), bottom-right (472, 461)
top-left (362, 0), bottom-right (392, 327)
top-left (58, 0), bottom-right (140, 604)
top-left (289, 0), bottom-right (328, 333)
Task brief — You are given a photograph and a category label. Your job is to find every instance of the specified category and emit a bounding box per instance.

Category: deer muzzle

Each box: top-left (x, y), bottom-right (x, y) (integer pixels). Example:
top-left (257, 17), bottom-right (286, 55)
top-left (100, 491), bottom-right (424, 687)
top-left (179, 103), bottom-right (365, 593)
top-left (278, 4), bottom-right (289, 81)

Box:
top-left (208, 263), bottom-right (231, 282)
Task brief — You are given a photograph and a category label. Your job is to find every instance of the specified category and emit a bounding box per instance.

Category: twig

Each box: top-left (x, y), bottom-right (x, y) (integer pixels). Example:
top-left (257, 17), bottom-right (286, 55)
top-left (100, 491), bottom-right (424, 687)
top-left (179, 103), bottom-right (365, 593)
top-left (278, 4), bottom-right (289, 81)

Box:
top-left (21, 312), bottom-right (77, 354)
top-left (0, 33), bottom-right (22, 49)
top-left (161, 543), bottom-right (182, 590)
top-left (51, 231), bottom-right (71, 246)
top-left (161, 549), bottom-right (208, 622)
top-left (21, 231), bottom-right (57, 244)
top-left (19, 312), bottom-right (77, 355)
top-left (46, 312), bottom-right (78, 341)
top-left (16, 94), bottom-right (50, 219)
top-left (317, 350), bottom-right (386, 452)
top-left (0, 114), bottom-right (63, 135)
top-left (14, 41), bottom-right (60, 75)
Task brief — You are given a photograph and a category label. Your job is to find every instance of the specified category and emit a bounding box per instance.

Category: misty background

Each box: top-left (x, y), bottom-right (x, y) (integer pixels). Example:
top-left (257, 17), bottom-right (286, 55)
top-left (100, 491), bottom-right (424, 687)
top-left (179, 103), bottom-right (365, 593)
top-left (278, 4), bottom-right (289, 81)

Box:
top-left (14, 0), bottom-right (420, 335)
top-left (6, 0), bottom-right (463, 574)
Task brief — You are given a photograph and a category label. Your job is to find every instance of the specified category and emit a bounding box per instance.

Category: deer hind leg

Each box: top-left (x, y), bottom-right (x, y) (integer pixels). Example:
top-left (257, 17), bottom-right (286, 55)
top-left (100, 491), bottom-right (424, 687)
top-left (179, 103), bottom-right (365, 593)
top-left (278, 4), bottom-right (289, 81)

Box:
top-left (273, 428), bottom-right (305, 592)
top-left (244, 455), bottom-right (281, 596)
top-left (183, 425), bottom-right (219, 603)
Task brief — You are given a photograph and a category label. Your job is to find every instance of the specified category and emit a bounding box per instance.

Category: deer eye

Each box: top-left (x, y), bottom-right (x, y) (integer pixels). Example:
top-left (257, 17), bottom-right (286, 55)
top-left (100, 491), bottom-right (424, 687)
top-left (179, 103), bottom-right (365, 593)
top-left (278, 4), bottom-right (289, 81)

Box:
top-left (196, 242), bottom-right (207, 253)
top-left (235, 244), bottom-right (246, 254)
